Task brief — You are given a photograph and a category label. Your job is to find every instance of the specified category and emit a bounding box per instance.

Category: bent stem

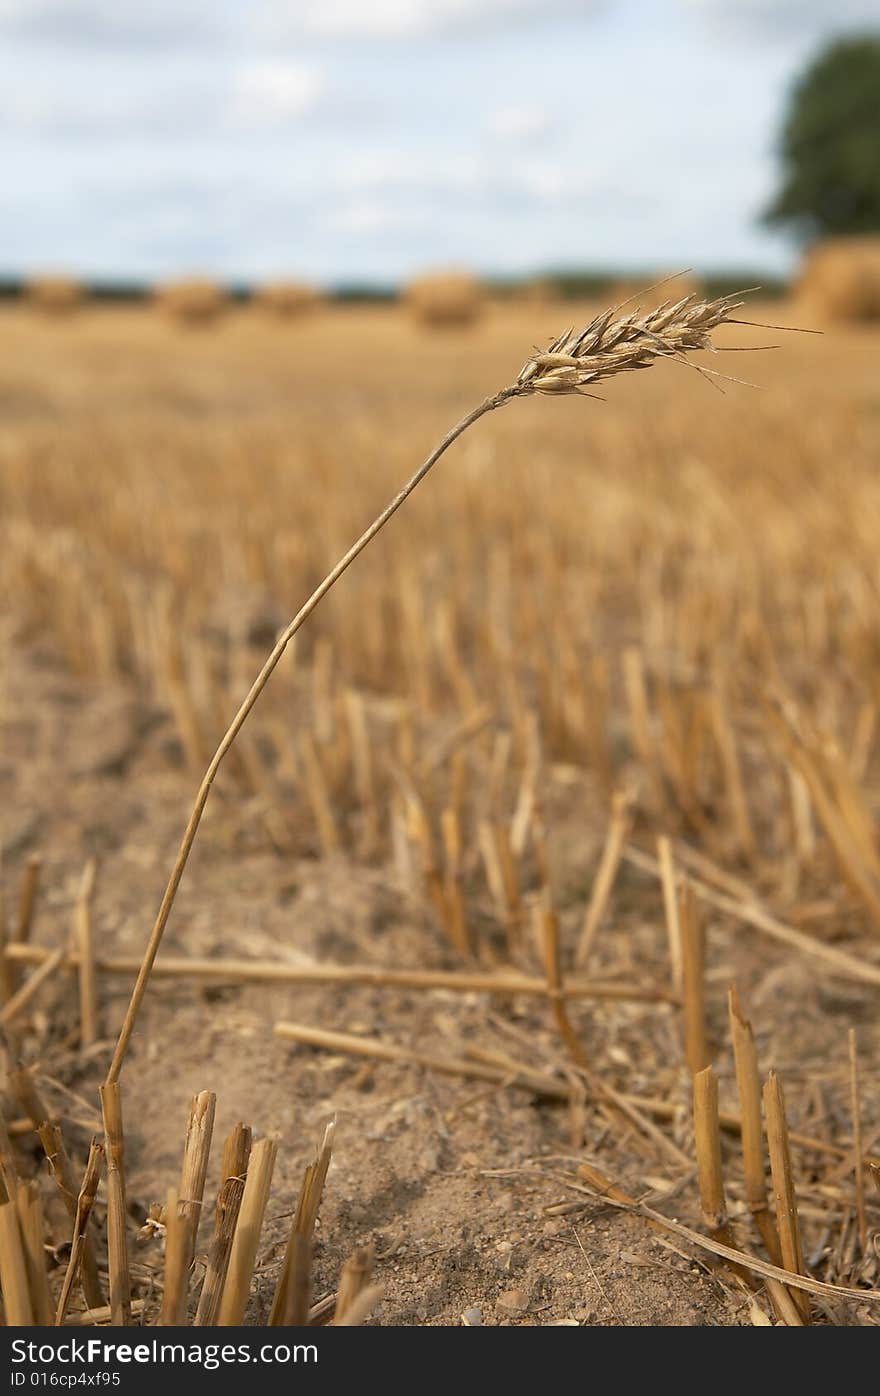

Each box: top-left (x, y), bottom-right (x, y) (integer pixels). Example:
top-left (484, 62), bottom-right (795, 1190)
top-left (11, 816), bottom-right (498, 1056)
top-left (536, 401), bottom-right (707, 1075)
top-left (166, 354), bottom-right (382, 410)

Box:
top-left (104, 287), bottom-right (749, 1087)
top-left (105, 385), bottom-right (517, 1085)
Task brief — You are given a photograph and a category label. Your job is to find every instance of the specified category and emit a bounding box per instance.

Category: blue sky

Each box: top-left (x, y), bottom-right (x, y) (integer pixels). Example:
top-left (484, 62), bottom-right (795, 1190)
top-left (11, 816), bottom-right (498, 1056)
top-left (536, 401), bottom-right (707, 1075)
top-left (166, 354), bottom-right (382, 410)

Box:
top-left (0, 1), bottom-right (876, 285)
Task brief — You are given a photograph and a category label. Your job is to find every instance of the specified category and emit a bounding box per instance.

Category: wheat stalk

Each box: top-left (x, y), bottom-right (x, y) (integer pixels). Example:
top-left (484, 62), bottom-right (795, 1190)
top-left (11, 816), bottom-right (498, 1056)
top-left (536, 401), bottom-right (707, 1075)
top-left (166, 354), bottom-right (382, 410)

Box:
top-left (104, 290), bottom-right (748, 1086)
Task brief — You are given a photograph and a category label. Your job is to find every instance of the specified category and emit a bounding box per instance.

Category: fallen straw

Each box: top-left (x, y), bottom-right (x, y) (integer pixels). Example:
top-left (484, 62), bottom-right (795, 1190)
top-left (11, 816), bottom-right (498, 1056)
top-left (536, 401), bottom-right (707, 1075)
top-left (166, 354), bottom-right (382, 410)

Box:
top-left (0, 945), bottom-right (66, 1027)
top-left (571, 1167), bottom-right (878, 1306)
top-left (100, 291), bottom-right (751, 1087)
top-left (274, 1021), bottom-right (574, 1099)
top-left (63, 1300), bottom-right (147, 1327)
top-left (1, 941), bottom-right (672, 1002)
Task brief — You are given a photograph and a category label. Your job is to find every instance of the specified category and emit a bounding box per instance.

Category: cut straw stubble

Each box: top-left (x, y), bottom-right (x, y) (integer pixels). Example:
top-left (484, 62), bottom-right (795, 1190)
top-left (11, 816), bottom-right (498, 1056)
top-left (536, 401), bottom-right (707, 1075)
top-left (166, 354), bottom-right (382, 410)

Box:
top-left (575, 789), bottom-right (632, 969)
top-left (539, 891), bottom-right (589, 1068)
top-left (37, 1120), bottom-right (103, 1311)
top-left (194, 1122), bottom-right (252, 1326)
top-left (334, 1246), bottom-right (375, 1325)
top-left (269, 1121), bottom-right (334, 1326)
top-left (680, 882), bottom-right (709, 1075)
top-left (657, 835), bottom-right (684, 993)
top-left (9, 1063), bottom-right (54, 1134)
top-left (692, 1066), bottom-right (750, 1285)
top-left (764, 1071), bottom-right (811, 1323)
top-left (728, 987), bottom-right (781, 1265)
top-left (55, 1138), bottom-right (104, 1326)
top-left (16, 1180), bottom-right (54, 1325)
top-left (848, 1028), bottom-right (868, 1257)
top-left (177, 1091), bottom-right (216, 1273)
top-left (100, 1082), bottom-right (132, 1325)
top-left (9, 856), bottom-right (40, 993)
top-left (216, 1135), bottom-right (278, 1326)
top-left (159, 1092), bottom-right (216, 1324)
top-left (0, 1180), bottom-right (34, 1324)
top-left (160, 1188), bottom-right (189, 1325)
top-left (74, 859), bottom-right (98, 1047)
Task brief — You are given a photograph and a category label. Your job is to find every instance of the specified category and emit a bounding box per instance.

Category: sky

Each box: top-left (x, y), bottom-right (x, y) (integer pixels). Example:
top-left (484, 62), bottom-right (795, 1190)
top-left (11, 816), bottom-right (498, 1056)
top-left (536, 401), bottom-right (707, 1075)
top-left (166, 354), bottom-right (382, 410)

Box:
top-left (0, 0), bottom-right (877, 286)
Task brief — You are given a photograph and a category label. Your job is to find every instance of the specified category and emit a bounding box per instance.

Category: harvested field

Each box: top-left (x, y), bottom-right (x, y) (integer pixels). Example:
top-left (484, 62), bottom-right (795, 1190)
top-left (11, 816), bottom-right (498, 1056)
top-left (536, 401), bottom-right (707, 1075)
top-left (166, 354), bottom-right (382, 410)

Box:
top-left (1, 295), bottom-right (878, 1326)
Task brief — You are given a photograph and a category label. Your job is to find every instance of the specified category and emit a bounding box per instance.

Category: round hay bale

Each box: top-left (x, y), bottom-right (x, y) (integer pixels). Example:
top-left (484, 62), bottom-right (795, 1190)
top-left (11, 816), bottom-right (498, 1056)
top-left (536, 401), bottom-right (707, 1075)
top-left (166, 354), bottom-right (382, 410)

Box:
top-left (796, 237), bottom-right (880, 322)
top-left (405, 270), bottom-right (486, 329)
top-left (26, 275), bottom-right (84, 315)
top-left (254, 281), bottom-right (322, 318)
top-left (155, 278), bottom-right (228, 327)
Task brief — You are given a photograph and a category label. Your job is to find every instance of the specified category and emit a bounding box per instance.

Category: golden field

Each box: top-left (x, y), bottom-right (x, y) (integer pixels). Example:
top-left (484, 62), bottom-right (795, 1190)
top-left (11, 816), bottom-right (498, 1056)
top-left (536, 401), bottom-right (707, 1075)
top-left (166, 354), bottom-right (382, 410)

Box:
top-left (1, 295), bottom-right (879, 1326)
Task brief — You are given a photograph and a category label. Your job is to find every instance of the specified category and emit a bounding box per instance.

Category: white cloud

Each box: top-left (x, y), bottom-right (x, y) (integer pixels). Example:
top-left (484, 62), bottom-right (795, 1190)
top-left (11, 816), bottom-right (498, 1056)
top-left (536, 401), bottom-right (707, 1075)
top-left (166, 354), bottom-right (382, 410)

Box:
top-left (0, 1), bottom-right (231, 48)
top-left (229, 62), bottom-right (326, 127)
top-left (0, 68), bottom-right (215, 136)
top-left (256, 0), bottom-right (600, 42)
top-left (328, 202), bottom-right (393, 233)
top-left (487, 105), bottom-right (550, 142)
top-left (684, 0), bottom-right (880, 43)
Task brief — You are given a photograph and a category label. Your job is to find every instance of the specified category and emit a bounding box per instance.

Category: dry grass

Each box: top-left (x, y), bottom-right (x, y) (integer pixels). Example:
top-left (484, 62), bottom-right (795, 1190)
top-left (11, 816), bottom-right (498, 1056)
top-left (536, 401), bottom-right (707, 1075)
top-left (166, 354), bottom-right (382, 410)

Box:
top-left (1, 289), bottom-right (879, 1324)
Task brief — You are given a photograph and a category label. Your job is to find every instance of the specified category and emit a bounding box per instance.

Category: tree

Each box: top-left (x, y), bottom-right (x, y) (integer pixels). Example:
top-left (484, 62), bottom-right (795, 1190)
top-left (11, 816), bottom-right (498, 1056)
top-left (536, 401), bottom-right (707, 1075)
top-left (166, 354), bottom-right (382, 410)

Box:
top-left (764, 35), bottom-right (880, 240)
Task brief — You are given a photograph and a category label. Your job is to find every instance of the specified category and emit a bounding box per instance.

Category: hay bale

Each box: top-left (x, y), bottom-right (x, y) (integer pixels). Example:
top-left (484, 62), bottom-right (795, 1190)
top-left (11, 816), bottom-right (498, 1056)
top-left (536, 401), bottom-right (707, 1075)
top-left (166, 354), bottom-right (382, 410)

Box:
top-left (26, 276), bottom-right (84, 315)
top-left (254, 281), bottom-right (322, 318)
top-left (405, 270), bottom-right (485, 328)
top-left (608, 272), bottom-right (702, 311)
top-left (796, 237), bottom-right (880, 322)
top-left (155, 278), bottom-right (228, 326)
